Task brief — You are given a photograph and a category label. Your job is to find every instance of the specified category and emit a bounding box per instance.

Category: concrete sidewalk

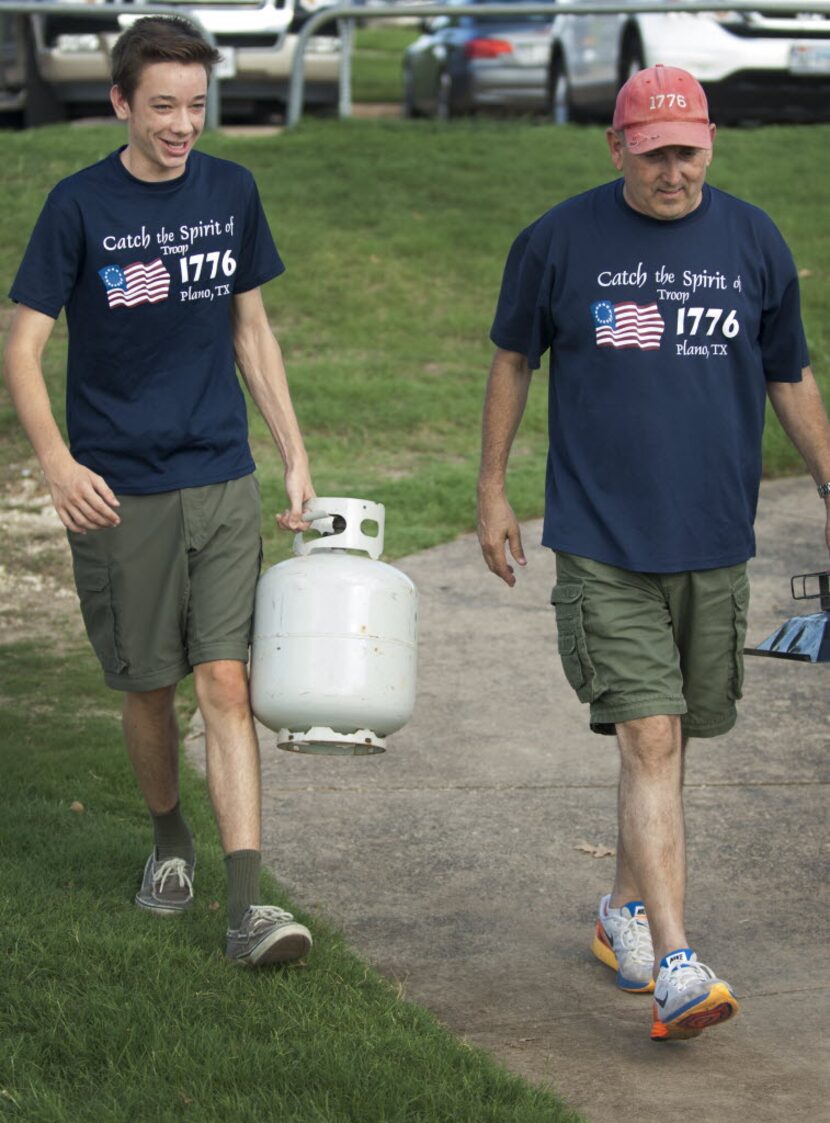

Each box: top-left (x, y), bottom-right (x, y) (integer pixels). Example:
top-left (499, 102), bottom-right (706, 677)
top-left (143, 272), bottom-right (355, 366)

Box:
top-left (189, 476), bottom-right (828, 1122)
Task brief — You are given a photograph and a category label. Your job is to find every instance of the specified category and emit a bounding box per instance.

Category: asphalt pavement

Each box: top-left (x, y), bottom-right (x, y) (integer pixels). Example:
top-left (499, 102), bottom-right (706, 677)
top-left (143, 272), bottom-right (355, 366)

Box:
top-left (189, 475), bottom-right (828, 1121)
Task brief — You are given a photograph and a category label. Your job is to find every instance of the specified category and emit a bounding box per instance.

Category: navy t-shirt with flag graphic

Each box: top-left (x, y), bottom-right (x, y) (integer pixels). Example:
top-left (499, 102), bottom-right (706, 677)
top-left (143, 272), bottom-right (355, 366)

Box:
top-left (490, 179), bottom-right (808, 573)
top-left (10, 148), bottom-right (284, 495)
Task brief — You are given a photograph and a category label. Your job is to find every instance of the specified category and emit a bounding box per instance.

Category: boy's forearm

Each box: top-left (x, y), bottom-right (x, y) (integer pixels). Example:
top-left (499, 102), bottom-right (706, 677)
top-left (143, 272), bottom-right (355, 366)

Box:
top-left (231, 290), bottom-right (310, 473)
top-left (3, 312), bottom-right (72, 474)
top-left (240, 335), bottom-right (309, 472)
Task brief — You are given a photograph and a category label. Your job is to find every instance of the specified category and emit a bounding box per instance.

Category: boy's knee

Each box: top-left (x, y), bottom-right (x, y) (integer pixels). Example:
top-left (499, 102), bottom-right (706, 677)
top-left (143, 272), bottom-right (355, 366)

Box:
top-left (194, 660), bottom-right (250, 712)
top-left (123, 683), bottom-right (178, 719)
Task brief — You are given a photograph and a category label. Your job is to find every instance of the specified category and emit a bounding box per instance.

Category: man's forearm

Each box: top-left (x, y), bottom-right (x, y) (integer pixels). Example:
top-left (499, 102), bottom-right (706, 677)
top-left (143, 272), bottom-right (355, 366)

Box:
top-left (767, 368), bottom-right (830, 485)
top-left (478, 348), bottom-right (533, 494)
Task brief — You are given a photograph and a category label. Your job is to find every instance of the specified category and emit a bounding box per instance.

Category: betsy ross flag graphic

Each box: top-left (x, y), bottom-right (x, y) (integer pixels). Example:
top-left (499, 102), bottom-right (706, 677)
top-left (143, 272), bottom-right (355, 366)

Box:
top-left (98, 259), bottom-right (171, 309)
top-left (591, 300), bottom-right (665, 351)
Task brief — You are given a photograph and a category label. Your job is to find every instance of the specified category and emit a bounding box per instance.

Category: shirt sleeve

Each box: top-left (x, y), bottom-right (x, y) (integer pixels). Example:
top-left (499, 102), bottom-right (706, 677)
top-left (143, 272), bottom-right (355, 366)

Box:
top-left (9, 189), bottom-right (84, 319)
top-left (233, 172), bottom-right (285, 294)
top-left (489, 217), bottom-right (555, 371)
top-left (758, 219), bottom-right (809, 382)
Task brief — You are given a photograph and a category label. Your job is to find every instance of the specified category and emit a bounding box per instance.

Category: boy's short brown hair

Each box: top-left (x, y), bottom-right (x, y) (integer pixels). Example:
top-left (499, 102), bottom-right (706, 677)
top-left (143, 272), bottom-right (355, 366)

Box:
top-left (111, 17), bottom-right (221, 103)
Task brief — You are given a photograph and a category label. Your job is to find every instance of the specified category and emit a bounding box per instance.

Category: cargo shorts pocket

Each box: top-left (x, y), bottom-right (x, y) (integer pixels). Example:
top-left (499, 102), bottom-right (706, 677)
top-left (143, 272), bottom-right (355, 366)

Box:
top-left (550, 582), bottom-right (604, 703)
top-left (74, 563), bottom-right (127, 675)
top-left (728, 572), bottom-right (750, 701)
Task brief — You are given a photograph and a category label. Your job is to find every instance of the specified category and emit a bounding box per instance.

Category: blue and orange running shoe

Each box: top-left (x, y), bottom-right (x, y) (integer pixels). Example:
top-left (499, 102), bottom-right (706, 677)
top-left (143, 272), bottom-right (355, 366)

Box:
top-left (650, 949), bottom-right (739, 1042)
top-left (592, 895), bottom-right (655, 993)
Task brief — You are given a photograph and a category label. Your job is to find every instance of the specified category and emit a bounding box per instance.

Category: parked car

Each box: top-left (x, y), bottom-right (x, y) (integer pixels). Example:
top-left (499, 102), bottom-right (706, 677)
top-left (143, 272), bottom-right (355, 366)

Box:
top-left (403, 0), bottom-right (554, 118)
top-left (548, 1), bottom-right (830, 125)
top-left (0, 0), bottom-right (342, 127)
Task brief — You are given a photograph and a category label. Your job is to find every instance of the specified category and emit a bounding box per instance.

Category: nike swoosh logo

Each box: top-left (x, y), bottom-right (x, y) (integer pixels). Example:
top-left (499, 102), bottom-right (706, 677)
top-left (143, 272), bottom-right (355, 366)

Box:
top-left (654, 994), bottom-right (668, 1008)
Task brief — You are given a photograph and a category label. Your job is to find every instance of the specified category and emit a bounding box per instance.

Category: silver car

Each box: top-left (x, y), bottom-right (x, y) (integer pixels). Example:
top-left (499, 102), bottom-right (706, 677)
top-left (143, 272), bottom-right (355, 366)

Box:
top-left (403, 0), bottom-right (553, 118)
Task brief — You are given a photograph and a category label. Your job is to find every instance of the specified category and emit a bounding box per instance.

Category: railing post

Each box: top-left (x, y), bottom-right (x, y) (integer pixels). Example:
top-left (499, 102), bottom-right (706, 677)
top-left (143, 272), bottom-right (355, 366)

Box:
top-left (338, 18), bottom-right (354, 120)
top-left (206, 76), bottom-right (220, 131)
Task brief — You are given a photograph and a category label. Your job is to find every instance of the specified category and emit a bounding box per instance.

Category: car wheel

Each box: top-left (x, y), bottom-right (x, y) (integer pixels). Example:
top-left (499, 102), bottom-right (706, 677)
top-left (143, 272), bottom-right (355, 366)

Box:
top-left (403, 67), bottom-right (420, 119)
top-left (436, 70), bottom-right (453, 120)
top-left (549, 53), bottom-right (571, 125)
top-left (619, 36), bottom-right (645, 87)
top-left (253, 100), bottom-right (285, 125)
top-left (22, 19), bottom-right (67, 127)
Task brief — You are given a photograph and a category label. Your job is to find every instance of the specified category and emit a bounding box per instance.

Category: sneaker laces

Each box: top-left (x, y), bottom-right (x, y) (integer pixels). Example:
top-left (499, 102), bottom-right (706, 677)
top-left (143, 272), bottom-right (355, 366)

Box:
top-left (618, 914), bottom-right (654, 967)
top-left (664, 959), bottom-right (716, 993)
top-left (153, 857), bottom-right (193, 895)
top-left (245, 905), bottom-right (294, 933)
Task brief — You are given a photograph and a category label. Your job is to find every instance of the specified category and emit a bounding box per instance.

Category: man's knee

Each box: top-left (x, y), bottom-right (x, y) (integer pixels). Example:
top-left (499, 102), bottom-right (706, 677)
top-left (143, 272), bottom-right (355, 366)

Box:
top-left (194, 659), bottom-right (251, 714)
top-left (616, 715), bottom-right (683, 768)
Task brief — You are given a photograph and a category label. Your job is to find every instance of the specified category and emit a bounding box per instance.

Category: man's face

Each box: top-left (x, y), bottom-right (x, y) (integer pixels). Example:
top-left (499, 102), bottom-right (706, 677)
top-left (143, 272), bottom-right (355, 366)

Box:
top-left (606, 127), bottom-right (716, 221)
top-left (111, 61), bottom-right (208, 182)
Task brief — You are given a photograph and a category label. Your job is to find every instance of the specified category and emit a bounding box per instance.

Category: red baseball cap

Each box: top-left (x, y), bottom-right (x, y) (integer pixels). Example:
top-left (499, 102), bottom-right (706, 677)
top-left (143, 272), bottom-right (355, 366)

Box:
top-left (613, 64), bottom-right (712, 155)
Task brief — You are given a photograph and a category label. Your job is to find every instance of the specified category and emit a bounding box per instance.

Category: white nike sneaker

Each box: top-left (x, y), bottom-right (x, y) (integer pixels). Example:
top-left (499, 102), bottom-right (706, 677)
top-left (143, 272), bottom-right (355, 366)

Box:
top-left (651, 948), bottom-right (739, 1041)
top-left (592, 895), bottom-right (655, 993)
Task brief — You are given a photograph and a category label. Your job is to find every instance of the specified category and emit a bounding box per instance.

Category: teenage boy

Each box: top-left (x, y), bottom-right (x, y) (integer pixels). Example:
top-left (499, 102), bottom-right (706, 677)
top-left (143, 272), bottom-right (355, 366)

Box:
top-left (4, 17), bottom-right (314, 967)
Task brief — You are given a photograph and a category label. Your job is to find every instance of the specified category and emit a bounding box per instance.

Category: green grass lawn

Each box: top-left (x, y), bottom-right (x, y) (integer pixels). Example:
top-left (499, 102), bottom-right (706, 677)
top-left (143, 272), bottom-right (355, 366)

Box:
top-left (0, 641), bottom-right (580, 1123)
top-left (352, 25), bottom-right (420, 103)
top-left (1, 117), bottom-right (828, 1121)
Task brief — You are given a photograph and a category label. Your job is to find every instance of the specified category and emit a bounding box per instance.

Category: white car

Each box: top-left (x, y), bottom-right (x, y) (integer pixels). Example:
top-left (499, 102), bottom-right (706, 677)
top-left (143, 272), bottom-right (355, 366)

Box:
top-left (0, 0), bottom-right (342, 127)
top-left (547, 2), bottom-right (830, 124)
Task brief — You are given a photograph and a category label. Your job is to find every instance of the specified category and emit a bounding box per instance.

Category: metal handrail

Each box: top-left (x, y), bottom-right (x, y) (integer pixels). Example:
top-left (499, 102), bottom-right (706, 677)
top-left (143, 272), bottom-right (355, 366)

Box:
top-left (0, 1), bottom-right (223, 127)
top-left (288, 0), bottom-right (830, 128)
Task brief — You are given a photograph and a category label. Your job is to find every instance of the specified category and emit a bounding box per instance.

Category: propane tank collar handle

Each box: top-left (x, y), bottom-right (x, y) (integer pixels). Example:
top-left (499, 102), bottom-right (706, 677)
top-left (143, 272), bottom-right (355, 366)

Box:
top-left (301, 509), bottom-right (343, 536)
top-left (293, 497), bottom-right (385, 560)
top-left (301, 507), bottom-right (334, 524)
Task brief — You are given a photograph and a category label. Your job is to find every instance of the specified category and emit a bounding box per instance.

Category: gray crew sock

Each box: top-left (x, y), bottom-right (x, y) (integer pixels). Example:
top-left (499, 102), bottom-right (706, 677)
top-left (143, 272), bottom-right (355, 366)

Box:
top-left (225, 849), bottom-right (262, 930)
top-left (151, 801), bottom-right (195, 865)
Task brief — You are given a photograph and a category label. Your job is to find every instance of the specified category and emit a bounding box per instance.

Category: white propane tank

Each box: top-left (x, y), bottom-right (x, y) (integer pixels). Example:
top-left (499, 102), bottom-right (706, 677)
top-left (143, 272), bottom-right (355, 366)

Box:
top-left (250, 498), bottom-right (417, 754)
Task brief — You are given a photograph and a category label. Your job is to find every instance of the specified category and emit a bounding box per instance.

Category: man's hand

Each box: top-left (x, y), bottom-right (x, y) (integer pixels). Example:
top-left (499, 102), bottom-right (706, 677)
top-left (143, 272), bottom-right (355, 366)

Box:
top-left (275, 463), bottom-right (316, 532)
top-left (477, 489), bottom-right (526, 587)
top-left (46, 456), bottom-right (120, 534)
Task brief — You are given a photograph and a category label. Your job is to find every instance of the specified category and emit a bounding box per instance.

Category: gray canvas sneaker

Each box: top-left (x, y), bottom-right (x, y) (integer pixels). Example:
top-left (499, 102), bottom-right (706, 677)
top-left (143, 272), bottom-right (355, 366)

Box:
top-left (135, 852), bottom-right (195, 916)
top-left (226, 905), bottom-right (312, 966)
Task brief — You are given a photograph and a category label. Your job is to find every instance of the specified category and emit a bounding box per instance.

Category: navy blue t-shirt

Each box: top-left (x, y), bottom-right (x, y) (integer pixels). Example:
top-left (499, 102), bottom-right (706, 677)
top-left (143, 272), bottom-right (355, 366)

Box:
top-left (10, 148), bottom-right (284, 494)
top-left (491, 180), bottom-right (808, 573)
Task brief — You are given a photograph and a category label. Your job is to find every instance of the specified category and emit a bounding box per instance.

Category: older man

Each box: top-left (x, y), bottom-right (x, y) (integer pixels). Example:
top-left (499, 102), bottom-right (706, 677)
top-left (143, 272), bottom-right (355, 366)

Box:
top-left (478, 64), bottom-right (830, 1041)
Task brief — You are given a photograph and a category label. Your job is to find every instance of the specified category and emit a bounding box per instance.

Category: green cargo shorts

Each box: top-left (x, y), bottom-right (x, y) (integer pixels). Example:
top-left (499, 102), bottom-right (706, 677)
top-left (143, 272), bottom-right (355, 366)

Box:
top-left (68, 474), bottom-right (262, 693)
top-left (551, 552), bottom-right (750, 738)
